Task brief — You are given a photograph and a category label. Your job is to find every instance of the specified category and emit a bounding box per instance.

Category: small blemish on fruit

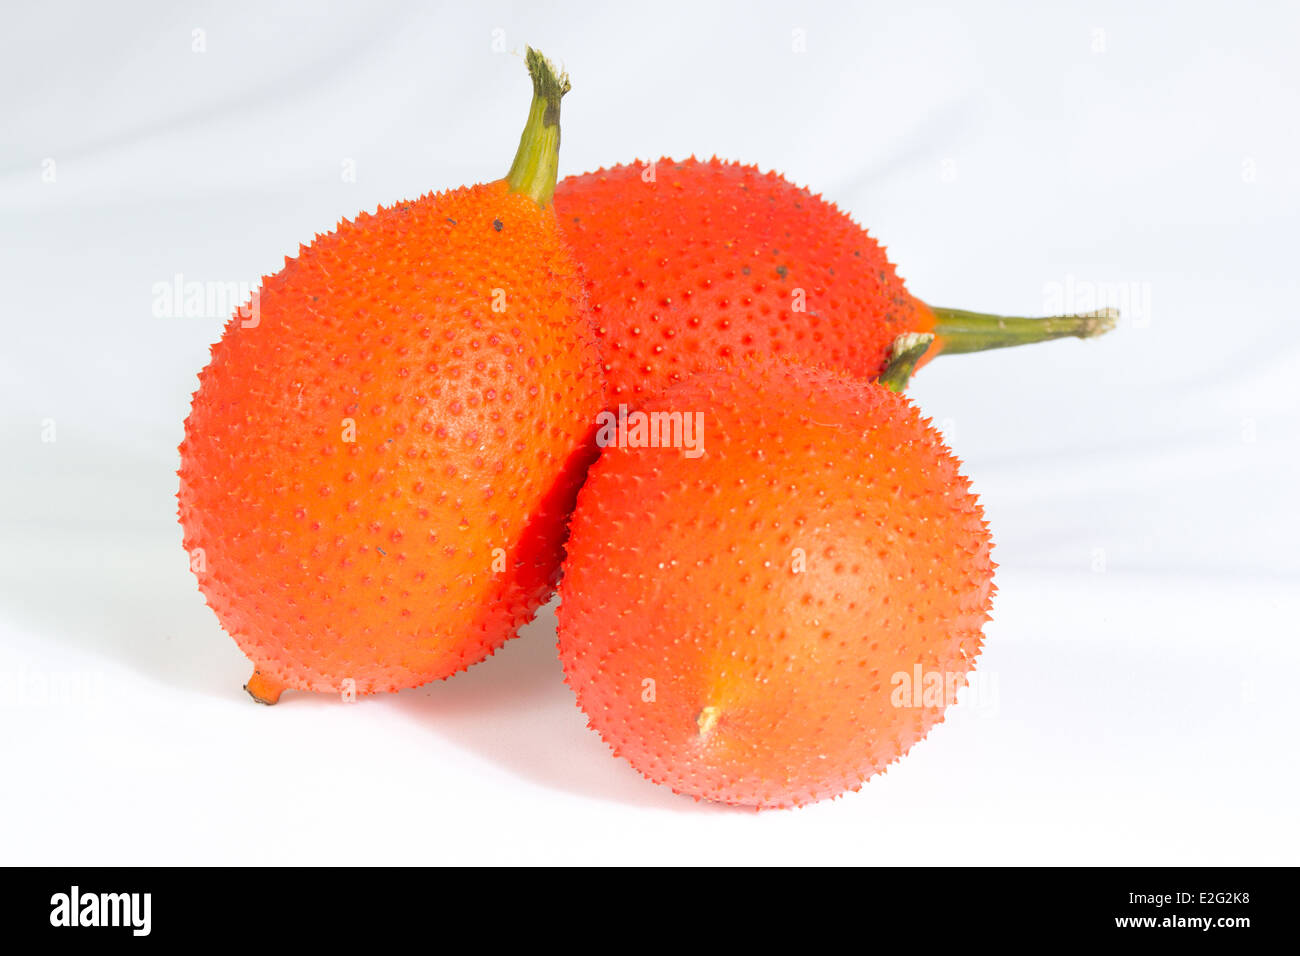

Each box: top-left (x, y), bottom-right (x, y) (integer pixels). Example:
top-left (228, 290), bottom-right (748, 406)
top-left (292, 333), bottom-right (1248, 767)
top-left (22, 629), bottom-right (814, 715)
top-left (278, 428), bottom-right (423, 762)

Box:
top-left (376, 546), bottom-right (387, 556)
top-left (696, 706), bottom-right (721, 737)
top-left (493, 219), bottom-right (504, 232)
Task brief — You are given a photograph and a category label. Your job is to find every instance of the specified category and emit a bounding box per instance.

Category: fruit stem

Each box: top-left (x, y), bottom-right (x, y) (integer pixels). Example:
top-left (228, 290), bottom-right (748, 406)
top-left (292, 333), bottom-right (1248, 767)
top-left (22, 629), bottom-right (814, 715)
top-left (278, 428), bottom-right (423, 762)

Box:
top-left (877, 332), bottom-right (935, 392)
top-left (928, 305), bottom-right (1118, 355)
top-left (244, 669), bottom-right (285, 705)
top-left (505, 47), bottom-right (570, 206)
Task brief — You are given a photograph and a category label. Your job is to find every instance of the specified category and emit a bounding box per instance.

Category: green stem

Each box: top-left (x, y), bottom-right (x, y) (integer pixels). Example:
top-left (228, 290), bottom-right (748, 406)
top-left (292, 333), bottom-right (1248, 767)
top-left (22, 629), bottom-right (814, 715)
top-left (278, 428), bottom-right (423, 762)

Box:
top-left (929, 305), bottom-right (1117, 355)
top-left (505, 47), bottom-right (570, 205)
top-left (877, 332), bottom-right (935, 392)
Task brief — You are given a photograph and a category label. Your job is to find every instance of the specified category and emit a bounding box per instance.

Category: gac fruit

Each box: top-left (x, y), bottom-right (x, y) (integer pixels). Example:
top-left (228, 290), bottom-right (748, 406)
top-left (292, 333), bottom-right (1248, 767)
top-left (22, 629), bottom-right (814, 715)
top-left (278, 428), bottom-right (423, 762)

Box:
top-left (554, 157), bottom-right (1114, 401)
top-left (179, 50), bottom-right (602, 702)
top-left (556, 359), bottom-right (995, 808)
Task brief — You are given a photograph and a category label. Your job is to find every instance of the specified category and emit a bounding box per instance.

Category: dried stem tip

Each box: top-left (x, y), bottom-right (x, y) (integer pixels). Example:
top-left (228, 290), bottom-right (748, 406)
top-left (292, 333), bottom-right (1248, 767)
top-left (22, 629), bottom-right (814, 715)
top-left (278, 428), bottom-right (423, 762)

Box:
top-left (244, 669), bottom-right (285, 705)
top-left (878, 332), bottom-right (936, 392)
top-left (697, 705), bottom-right (721, 737)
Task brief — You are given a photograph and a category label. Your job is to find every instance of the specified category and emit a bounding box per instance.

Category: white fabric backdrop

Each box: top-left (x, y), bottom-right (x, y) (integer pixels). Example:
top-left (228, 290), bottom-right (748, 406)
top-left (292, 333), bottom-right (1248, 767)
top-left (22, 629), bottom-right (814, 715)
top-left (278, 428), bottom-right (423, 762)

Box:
top-left (2, 0), bottom-right (1297, 863)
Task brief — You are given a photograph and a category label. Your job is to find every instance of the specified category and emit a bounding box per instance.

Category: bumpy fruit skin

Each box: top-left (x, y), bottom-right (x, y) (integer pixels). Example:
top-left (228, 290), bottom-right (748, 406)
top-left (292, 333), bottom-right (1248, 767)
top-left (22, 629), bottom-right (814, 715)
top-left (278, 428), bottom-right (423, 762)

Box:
top-left (557, 360), bottom-right (994, 808)
top-left (179, 180), bottom-right (603, 696)
top-left (553, 158), bottom-right (937, 403)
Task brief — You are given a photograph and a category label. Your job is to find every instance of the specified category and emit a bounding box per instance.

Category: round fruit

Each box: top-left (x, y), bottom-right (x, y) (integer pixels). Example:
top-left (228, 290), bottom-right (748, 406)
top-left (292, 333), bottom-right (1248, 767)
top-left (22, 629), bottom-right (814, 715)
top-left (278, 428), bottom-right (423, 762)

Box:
top-left (557, 359), bottom-right (995, 808)
top-left (179, 50), bottom-right (602, 702)
top-left (554, 157), bottom-right (1113, 401)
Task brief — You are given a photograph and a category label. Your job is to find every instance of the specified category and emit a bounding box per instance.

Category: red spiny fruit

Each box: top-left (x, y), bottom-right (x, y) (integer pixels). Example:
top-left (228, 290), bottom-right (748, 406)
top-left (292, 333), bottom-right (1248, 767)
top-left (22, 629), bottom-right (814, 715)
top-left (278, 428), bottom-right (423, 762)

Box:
top-left (178, 50), bottom-right (602, 703)
top-left (554, 157), bottom-right (1113, 402)
top-left (556, 359), bottom-right (995, 808)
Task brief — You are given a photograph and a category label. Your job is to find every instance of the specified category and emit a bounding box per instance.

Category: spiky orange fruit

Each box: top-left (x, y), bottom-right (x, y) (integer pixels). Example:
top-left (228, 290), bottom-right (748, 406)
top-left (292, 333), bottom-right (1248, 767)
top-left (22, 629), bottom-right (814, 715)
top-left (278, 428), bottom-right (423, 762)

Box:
top-left (554, 157), bottom-right (1113, 401)
top-left (178, 51), bottom-right (602, 702)
top-left (556, 359), bottom-right (995, 808)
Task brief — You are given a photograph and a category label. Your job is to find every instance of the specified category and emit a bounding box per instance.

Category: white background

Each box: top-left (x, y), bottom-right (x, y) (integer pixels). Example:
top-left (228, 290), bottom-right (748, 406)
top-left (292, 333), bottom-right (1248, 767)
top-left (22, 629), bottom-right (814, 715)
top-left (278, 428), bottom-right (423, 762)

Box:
top-left (2, 1), bottom-right (1297, 864)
